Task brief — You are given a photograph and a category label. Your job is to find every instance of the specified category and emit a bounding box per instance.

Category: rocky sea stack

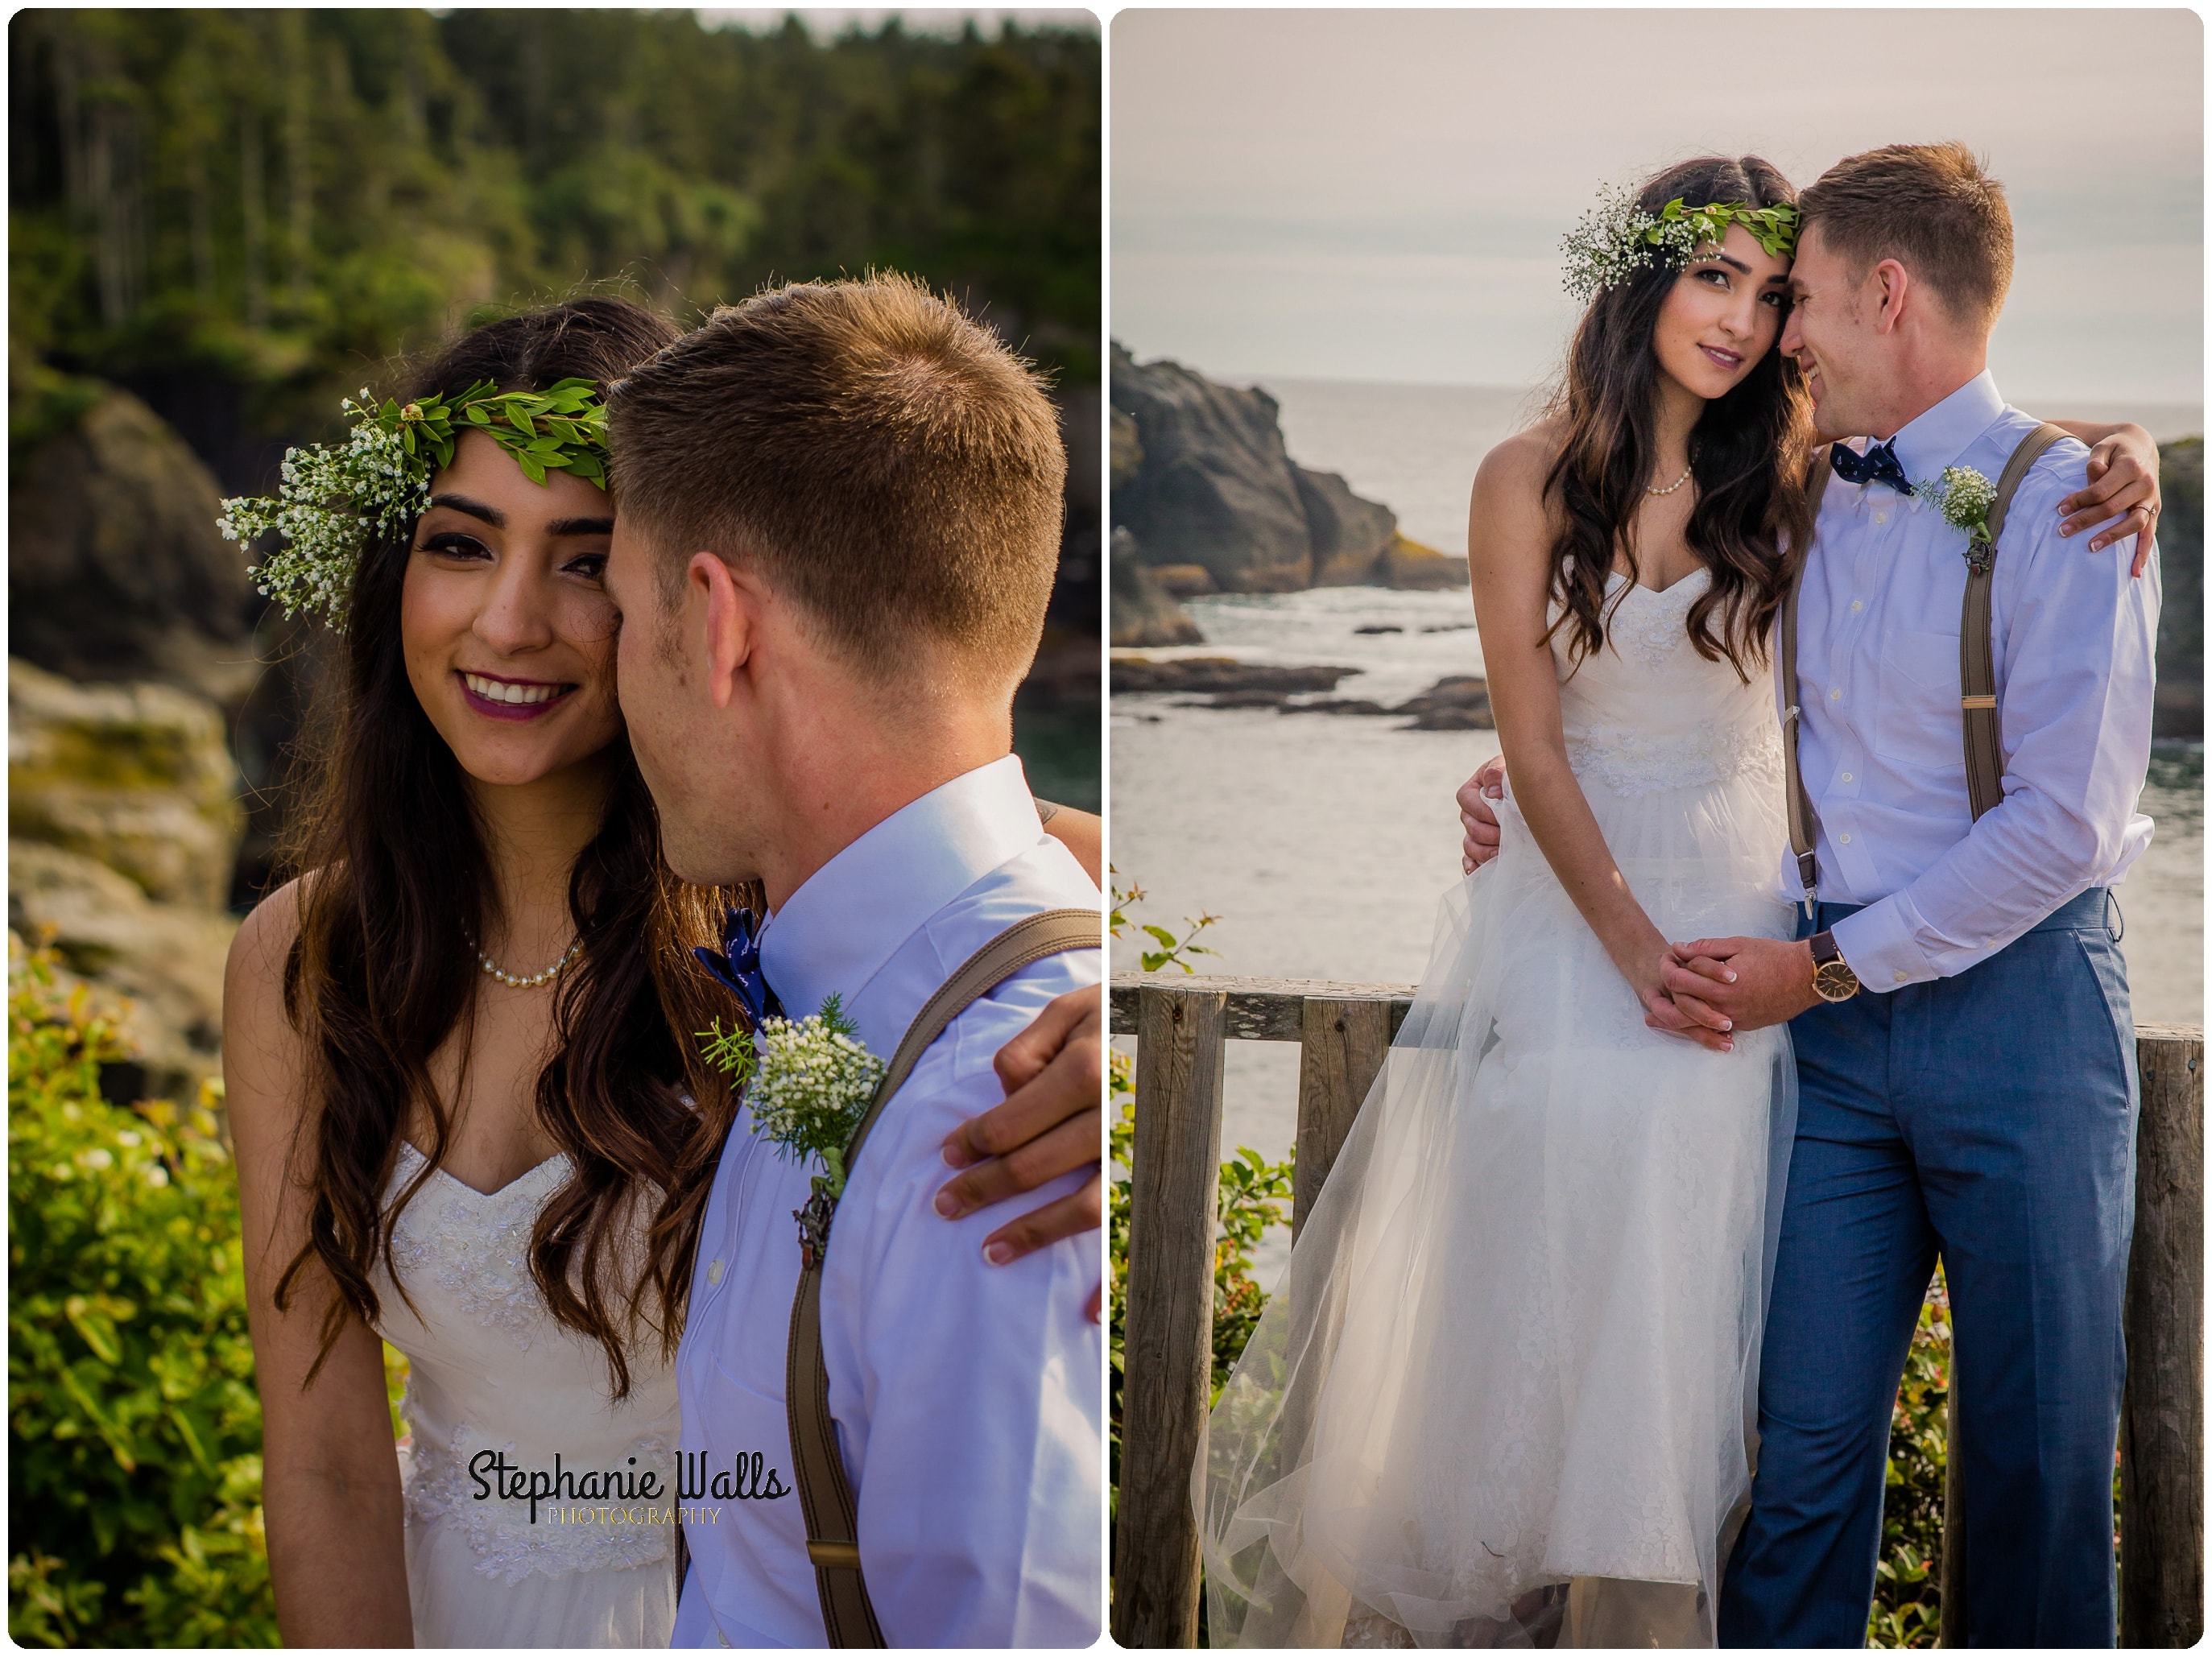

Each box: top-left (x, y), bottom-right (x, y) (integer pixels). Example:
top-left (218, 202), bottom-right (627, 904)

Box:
top-left (1110, 343), bottom-right (1467, 645)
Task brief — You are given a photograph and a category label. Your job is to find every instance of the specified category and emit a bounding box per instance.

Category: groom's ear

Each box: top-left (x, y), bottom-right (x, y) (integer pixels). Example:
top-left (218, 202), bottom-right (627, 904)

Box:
top-left (690, 551), bottom-right (755, 711)
top-left (1870, 258), bottom-right (1912, 337)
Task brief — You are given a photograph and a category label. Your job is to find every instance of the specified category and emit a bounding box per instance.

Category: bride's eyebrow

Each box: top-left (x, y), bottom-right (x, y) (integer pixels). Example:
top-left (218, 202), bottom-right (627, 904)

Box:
top-left (548, 515), bottom-right (615, 536)
top-left (427, 492), bottom-right (504, 528)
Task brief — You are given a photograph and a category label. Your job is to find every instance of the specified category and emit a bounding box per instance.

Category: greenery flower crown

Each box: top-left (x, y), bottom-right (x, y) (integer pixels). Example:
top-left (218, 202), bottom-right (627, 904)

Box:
top-left (216, 378), bottom-right (610, 631)
top-left (1561, 184), bottom-right (1802, 304)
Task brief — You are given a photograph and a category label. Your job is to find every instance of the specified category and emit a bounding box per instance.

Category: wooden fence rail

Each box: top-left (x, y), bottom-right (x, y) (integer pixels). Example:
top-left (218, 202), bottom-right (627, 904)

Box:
top-left (1109, 972), bottom-right (2203, 1649)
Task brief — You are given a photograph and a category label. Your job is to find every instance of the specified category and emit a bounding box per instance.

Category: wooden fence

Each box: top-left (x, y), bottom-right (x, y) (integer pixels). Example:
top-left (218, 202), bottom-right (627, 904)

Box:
top-left (1109, 973), bottom-right (2204, 1649)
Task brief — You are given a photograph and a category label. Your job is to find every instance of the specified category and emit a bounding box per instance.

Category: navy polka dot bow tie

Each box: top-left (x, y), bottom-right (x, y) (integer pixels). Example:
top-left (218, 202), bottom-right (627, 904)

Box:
top-left (1830, 439), bottom-right (1914, 495)
top-left (696, 906), bottom-right (785, 1025)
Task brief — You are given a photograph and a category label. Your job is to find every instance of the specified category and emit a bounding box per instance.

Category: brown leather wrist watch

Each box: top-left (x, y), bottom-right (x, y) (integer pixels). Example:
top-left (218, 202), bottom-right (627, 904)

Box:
top-left (1809, 930), bottom-right (1861, 1002)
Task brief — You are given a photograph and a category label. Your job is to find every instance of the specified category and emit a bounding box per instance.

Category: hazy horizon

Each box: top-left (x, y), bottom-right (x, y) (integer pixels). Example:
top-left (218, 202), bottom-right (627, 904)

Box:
top-left (1114, 9), bottom-right (2203, 405)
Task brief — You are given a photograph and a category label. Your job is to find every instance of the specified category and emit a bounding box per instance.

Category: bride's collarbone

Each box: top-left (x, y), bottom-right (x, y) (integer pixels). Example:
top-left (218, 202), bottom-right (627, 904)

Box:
top-left (407, 997), bottom-right (565, 1199)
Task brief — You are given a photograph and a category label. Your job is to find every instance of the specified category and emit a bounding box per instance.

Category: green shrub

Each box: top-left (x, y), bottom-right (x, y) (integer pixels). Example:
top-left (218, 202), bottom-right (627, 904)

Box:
top-left (7, 943), bottom-right (277, 1646)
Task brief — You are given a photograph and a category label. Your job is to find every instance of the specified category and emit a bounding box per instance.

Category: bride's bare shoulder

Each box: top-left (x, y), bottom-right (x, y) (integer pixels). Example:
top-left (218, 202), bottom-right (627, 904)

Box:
top-left (1471, 419), bottom-right (1569, 530)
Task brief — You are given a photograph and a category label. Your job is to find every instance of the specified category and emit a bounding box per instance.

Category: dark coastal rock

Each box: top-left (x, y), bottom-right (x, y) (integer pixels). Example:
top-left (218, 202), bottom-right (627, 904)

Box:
top-left (1109, 529), bottom-right (1204, 648)
top-left (1380, 533), bottom-right (1471, 590)
top-left (1354, 624), bottom-right (1404, 635)
top-left (1150, 564), bottom-right (1219, 598)
top-left (1298, 465), bottom-right (1400, 585)
top-left (1111, 656), bottom-right (1359, 696)
top-left (1396, 674), bottom-right (1494, 729)
top-left (1110, 345), bottom-right (1317, 592)
top-left (9, 385), bottom-right (260, 706)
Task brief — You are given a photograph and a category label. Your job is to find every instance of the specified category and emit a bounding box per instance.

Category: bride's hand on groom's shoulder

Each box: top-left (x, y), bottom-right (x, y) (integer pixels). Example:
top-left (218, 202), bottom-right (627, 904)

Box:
top-left (936, 987), bottom-right (1105, 1320)
top-left (1660, 936), bottom-right (1820, 1033)
top-left (2059, 424), bottom-right (2160, 576)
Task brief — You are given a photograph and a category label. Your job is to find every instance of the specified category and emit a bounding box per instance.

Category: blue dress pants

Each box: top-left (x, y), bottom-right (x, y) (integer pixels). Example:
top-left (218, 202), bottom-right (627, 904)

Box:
top-left (1717, 888), bottom-right (2136, 1648)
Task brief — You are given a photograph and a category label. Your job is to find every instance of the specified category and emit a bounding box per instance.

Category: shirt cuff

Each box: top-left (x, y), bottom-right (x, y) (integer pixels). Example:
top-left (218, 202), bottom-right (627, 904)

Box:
top-left (1830, 896), bottom-right (1937, 993)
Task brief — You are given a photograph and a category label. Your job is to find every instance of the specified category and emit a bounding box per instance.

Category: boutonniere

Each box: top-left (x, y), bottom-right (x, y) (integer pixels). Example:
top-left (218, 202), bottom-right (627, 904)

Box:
top-left (1915, 465), bottom-right (2001, 572)
top-left (699, 995), bottom-right (887, 1198)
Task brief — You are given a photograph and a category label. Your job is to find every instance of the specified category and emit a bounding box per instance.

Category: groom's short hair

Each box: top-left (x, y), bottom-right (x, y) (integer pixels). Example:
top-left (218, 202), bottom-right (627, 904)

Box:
top-left (606, 272), bottom-right (1065, 692)
top-left (1799, 142), bottom-right (2014, 330)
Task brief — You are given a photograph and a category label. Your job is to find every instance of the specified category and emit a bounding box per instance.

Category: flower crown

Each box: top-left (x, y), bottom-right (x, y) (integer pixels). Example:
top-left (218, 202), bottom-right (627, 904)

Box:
top-left (1561, 185), bottom-right (1801, 304)
top-left (216, 378), bottom-right (610, 630)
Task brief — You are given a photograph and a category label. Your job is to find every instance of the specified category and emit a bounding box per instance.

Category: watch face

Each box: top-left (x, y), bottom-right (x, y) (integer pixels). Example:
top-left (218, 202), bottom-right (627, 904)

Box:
top-left (1815, 961), bottom-right (1858, 999)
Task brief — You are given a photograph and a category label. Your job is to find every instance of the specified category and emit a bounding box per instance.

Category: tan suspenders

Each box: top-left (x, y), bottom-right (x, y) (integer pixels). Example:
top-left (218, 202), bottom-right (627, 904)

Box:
top-left (784, 907), bottom-right (1102, 1647)
top-left (1780, 424), bottom-right (2071, 913)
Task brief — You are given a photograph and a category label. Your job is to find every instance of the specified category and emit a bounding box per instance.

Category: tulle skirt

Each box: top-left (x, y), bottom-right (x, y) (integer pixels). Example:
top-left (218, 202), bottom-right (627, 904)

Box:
top-left (1197, 775), bottom-right (1797, 1648)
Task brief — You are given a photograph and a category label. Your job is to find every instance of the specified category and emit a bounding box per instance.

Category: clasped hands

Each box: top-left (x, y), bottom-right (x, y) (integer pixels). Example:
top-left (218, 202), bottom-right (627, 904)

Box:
top-left (1457, 760), bottom-right (1818, 1053)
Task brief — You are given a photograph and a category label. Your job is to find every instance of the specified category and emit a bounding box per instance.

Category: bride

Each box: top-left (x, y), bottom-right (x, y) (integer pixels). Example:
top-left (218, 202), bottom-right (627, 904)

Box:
top-left (222, 298), bottom-right (1105, 1647)
top-left (1201, 155), bottom-right (1816, 1650)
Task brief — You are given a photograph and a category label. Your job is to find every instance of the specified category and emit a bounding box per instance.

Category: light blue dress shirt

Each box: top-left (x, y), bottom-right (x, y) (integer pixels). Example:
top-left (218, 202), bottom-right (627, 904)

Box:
top-left (1780, 370), bottom-right (2159, 989)
top-left (669, 754), bottom-right (1102, 1647)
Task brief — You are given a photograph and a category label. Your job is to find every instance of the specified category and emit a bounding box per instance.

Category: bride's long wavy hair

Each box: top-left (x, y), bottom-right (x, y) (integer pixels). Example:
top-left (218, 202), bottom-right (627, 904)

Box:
top-left (1542, 155), bottom-right (1814, 679)
top-left (273, 298), bottom-right (748, 1398)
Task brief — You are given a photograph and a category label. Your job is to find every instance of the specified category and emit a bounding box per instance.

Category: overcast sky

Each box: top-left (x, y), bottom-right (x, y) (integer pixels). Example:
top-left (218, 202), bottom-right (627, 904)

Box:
top-left (1113, 9), bottom-right (2202, 406)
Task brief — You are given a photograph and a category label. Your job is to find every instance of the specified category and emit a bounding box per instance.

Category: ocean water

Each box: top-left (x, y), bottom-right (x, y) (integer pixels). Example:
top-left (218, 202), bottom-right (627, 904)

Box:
top-left (1111, 378), bottom-right (2205, 1281)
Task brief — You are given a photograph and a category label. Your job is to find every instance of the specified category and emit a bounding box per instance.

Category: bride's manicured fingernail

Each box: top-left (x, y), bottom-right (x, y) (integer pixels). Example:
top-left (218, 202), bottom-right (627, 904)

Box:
top-left (1719, 1019), bottom-right (1732, 1031)
top-left (1726, 971), bottom-right (1738, 982)
top-left (934, 1190), bottom-right (963, 1217)
top-left (983, 1241), bottom-right (1015, 1266)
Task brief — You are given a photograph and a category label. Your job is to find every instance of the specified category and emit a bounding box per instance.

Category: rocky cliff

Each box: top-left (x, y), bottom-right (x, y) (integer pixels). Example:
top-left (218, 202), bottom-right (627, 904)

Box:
top-left (2154, 438), bottom-right (2202, 739)
top-left (1109, 343), bottom-right (1468, 616)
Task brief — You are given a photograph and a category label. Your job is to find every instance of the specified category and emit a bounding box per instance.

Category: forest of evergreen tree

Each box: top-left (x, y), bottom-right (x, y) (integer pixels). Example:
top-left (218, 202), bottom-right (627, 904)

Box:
top-left (10, 10), bottom-right (1101, 491)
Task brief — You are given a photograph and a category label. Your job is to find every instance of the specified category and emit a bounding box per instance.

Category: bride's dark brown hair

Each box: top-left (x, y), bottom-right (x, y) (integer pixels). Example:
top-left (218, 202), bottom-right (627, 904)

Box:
top-left (272, 297), bottom-right (746, 1397)
top-left (1543, 155), bottom-right (1814, 678)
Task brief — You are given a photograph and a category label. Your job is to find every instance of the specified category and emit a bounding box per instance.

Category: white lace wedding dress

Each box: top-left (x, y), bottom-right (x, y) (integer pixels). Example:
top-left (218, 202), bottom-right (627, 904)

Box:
top-left (373, 1142), bottom-right (680, 1647)
top-left (1200, 570), bottom-right (1799, 1649)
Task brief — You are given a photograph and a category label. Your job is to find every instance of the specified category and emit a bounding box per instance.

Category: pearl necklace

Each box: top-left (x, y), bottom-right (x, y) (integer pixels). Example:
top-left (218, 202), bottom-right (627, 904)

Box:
top-left (1646, 460), bottom-right (1695, 497)
top-left (466, 930), bottom-right (584, 990)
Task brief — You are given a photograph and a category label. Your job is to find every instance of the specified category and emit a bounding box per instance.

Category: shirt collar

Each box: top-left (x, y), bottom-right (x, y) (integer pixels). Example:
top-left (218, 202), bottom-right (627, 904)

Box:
top-left (759, 754), bottom-right (1041, 1025)
top-left (1883, 369), bottom-right (2005, 486)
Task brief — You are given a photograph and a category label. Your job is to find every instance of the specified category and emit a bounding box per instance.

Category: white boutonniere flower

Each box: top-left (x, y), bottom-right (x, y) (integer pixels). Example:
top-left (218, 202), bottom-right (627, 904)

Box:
top-left (1914, 465), bottom-right (2001, 572)
top-left (699, 994), bottom-right (887, 1199)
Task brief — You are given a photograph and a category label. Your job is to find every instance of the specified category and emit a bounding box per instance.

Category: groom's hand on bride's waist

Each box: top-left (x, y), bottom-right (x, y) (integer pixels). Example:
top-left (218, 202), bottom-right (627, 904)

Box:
top-left (936, 986), bottom-right (1105, 1321)
top-left (1660, 936), bottom-right (1821, 1032)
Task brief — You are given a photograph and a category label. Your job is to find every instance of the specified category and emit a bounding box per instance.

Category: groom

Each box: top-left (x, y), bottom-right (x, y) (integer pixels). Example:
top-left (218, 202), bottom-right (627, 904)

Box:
top-left (1462, 143), bottom-right (2162, 1647)
top-left (603, 274), bottom-right (1101, 1645)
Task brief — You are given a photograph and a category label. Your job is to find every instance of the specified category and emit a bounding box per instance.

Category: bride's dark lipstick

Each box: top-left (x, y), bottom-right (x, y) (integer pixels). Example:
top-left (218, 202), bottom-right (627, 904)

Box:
top-left (457, 669), bottom-right (576, 722)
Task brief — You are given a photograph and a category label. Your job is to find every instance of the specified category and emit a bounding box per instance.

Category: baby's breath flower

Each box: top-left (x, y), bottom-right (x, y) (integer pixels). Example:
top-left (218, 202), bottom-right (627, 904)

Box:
top-left (700, 994), bottom-right (887, 1196)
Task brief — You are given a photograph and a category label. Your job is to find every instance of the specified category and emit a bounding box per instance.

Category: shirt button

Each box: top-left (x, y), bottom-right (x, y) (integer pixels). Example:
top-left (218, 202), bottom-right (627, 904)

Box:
top-left (707, 1258), bottom-right (724, 1286)
top-left (1894, 970), bottom-right (1909, 983)
top-left (1875, 511), bottom-right (1888, 525)
top-left (1850, 600), bottom-right (1864, 614)
top-left (1842, 771), bottom-right (1854, 783)
top-left (1839, 832), bottom-right (1853, 844)
top-left (1830, 687), bottom-right (1843, 700)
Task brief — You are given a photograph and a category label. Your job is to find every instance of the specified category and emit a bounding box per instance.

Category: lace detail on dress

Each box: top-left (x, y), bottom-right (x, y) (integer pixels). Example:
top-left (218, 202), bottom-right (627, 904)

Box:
top-left (1566, 716), bottom-right (1782, 799)
top-left (403, 1407), bottom-right (676, 1585)
top-left (387, 1145), bottom-right (566, 1349)
top-left (1602, 574), bottom-right (1705, 671)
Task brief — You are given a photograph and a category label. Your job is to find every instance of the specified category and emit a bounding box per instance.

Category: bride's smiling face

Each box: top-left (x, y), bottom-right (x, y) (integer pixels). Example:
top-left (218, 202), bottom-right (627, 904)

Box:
top-left (400, 430), bottom-right (626, 787)
top-left (1650, 222), bottom-right (1792, 401)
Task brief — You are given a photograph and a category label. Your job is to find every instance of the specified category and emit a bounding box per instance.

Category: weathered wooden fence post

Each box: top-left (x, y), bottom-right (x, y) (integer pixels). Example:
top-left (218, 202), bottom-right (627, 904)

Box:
top-left (1114, 984), bottom-right (1226, 1647)
top-left (1293, 995), bottom-right (1392, 1237)
top-left (2122, 1025), bottom-right (2203, 1648)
